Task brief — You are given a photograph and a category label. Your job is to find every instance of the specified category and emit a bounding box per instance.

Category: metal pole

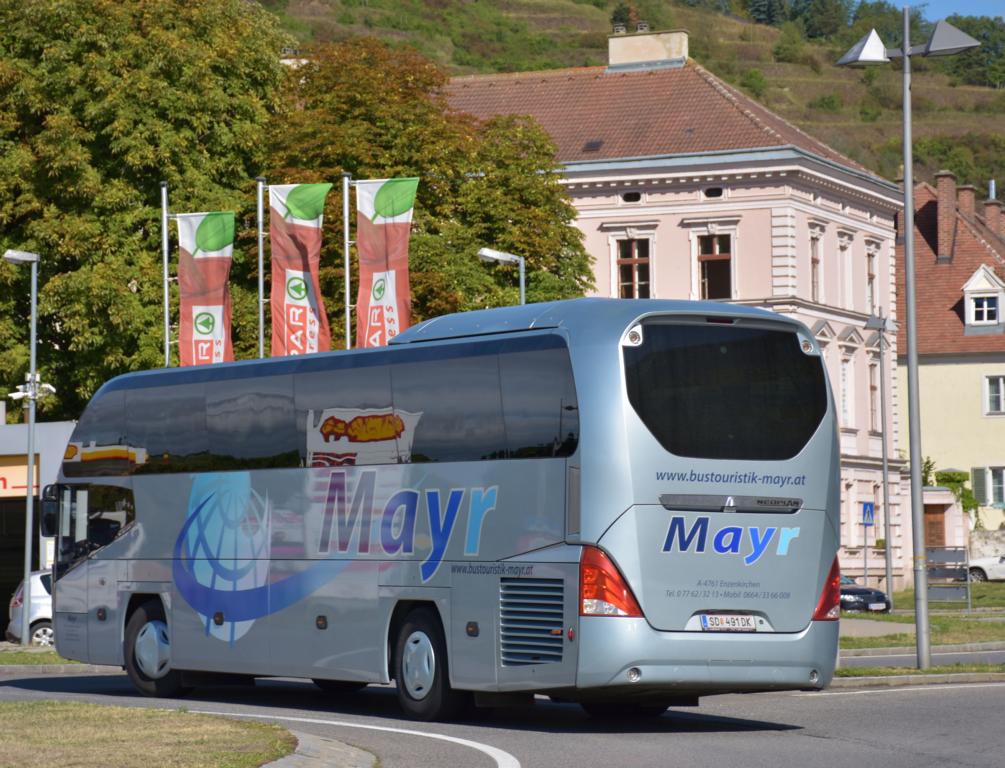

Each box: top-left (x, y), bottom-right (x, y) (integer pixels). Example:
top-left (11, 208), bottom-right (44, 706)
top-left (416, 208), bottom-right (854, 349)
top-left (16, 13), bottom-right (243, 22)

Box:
top-left (20, 259), bottom-right (38, 646)
top-left (161, 181), bottom-right (170, 367)
top-left (901, 4), bottom-right (931, 669)
top-left (518, 257), bottom-right (526, 305)
top-left (864, 529), bottom-right (869, 588)
top-left (879, 309), bottom-right (894, 597)
top-left (257, 177), bottom-right (266, 358)
top-left (342, 172), bottom-right (352, 349)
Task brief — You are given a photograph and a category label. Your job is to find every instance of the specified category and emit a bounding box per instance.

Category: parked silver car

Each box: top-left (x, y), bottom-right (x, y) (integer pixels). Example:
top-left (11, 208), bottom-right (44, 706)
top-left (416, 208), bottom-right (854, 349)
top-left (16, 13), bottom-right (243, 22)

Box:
top-left (5, 570), bottom-right (54, 646)
top-left (969, 555), bottom-right (1005, 582)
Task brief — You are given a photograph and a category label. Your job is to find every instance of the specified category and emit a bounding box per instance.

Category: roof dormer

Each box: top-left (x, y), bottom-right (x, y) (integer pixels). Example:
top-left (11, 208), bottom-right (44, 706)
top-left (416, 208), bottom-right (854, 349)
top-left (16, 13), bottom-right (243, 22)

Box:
top-left (962, 264), bottom-right (1005, 333)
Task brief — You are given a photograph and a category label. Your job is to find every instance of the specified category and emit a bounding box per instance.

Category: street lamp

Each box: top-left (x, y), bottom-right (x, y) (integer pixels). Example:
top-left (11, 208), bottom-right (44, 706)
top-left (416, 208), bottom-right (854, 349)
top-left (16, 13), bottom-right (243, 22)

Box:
top-left (477, 247), bottom-right (525, 305)
top-left (4, 248), bottom-right (41, 646)
top-left (838, 10), bottom-right (979, 670)
top-left (864, 311), bottom-right (895, 600)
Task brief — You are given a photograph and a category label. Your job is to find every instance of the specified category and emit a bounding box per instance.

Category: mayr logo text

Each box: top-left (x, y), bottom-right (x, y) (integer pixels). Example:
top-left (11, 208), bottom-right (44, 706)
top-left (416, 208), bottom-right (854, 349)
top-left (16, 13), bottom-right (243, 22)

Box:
top-left (662, 516), bottom-right (800, 566)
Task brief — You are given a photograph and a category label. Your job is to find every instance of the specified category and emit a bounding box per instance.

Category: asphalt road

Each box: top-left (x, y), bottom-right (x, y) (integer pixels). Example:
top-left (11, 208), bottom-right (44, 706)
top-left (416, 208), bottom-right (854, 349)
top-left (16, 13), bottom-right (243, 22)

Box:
top-left (2, 671), bottom-right (1003, 768)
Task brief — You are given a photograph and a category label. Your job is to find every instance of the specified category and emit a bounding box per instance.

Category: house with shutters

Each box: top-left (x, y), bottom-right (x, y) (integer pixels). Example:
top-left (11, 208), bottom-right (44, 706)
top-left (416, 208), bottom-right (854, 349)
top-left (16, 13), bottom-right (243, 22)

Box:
top-left (896, 172), bottom-right (1005, 534)
top-left (447, 27), bottom-right (914, 585)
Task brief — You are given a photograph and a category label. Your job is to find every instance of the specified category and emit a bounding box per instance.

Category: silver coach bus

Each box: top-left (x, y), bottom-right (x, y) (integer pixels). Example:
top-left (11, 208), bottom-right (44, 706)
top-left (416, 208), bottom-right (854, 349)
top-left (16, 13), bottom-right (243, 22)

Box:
top-left (42, 298), bottom-right (840, 720)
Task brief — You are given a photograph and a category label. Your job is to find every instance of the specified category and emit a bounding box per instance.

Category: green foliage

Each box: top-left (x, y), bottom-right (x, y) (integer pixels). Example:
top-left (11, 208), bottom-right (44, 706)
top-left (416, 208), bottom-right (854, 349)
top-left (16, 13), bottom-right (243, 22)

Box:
top-left (921, 456), bottom-right (936, 486)
top-left (740, 68), bottom-right (768, 97)
top-left (934, 470), bottom-right (981, 525)
top-left (773, 21), bottom-right (806, 63)
top-left (0, 0), bottom-right (290, 420)
top-left (912, 134), bottom-right (1005, 187)
top-left (808, 93), bottom-right (843, 112)
top-left (937, 16), bottom-right (1005, 90)
top-left (795, 0), bottom-right (849, 39)
top-left (267, 38), bottom-right (592, 329)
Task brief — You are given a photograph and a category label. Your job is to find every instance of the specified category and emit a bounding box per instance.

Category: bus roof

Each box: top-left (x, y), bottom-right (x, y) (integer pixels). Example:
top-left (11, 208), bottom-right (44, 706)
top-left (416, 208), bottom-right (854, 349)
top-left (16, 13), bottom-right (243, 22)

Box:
top-left (391, 297), bottom-right (785, 345)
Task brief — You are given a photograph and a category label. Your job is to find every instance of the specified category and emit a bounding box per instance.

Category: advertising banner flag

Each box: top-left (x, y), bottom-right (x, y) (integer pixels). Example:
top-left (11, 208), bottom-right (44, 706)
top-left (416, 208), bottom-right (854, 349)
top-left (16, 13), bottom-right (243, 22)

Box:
top-left (176, 212), bottom-right (235, 366)
top-left (355, 177), bottom-right (419, 348)
top-left (269, 183), bottom-right (334, 356)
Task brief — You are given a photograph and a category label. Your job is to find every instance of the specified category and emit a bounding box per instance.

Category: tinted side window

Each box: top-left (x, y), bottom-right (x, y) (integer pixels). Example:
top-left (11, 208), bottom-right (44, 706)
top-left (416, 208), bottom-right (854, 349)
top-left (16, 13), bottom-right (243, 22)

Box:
top-left (295, 356), bottom-right (397, 466)
top-left (391, 344), bottom-right (507, 462)
top-left (206, 374), bottom-right (298, 469)
top-left (126, 383), bottom-right (208, 473)
top-left (63, 389), bottom-right (128, 477)
top-left (499, 337), bottom-right (579, 458)
top-left (55, 484), bottom-right (135, 579)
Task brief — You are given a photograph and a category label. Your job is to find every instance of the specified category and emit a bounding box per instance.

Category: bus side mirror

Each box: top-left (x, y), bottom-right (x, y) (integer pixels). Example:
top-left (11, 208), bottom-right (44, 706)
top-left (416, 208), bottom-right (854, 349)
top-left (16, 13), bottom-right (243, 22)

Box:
top-left (40, 484), bottom-right (59, 538)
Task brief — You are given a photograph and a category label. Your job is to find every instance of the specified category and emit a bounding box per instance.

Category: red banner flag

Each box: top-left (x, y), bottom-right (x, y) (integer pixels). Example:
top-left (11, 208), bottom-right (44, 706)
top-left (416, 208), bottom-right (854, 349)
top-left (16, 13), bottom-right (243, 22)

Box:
top-left (355, 177), bottom-right (419, 348)
top-left (176, 212), bottom-right (235, 366)
top-left (269, 183), bottom-right (333, 356)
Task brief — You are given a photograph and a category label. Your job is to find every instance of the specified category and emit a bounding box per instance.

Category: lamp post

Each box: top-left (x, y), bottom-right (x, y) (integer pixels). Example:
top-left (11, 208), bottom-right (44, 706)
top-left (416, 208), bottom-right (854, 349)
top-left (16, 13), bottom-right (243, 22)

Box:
top-left (838, 9), bottom-right (979, 670)
top-left (4, 249), bottom-right (40, 646)
top-left (477, 247), bottom-right (525, 305)
top-left (865, 311), bottom-right (895, 599)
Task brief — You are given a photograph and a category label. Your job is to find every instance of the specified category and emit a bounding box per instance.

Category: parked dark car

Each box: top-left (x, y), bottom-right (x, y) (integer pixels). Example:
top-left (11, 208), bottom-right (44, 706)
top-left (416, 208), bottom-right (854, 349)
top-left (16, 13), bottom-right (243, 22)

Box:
top-left (839, 575), bottom-right (891, 613)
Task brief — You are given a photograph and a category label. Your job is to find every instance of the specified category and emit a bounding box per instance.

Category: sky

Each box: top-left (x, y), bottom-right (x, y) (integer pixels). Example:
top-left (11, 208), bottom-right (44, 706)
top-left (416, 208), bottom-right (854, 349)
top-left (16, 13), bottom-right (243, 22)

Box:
top-left (914, 0), bottom-right (1004, 22)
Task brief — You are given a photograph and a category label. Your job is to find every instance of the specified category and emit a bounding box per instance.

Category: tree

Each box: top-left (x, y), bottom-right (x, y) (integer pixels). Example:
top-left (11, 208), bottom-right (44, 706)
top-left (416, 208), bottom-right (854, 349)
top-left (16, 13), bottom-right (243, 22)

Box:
top-left (938, 16), bottom-right (1005, 90)
top-left (267, 38), bottom-right (592, 327)
top-left (793, 0), bottom-right (849, 38)
top-left (0, 0), bottom-right (290, 421)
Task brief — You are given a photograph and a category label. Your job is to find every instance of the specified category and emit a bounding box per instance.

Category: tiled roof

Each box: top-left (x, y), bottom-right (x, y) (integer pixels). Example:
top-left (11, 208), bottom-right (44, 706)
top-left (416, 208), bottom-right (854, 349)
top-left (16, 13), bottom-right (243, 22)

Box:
top-left (446, 62), bottom-right (875, 175)
top-left (896, 183), bottom-right (1005, 356)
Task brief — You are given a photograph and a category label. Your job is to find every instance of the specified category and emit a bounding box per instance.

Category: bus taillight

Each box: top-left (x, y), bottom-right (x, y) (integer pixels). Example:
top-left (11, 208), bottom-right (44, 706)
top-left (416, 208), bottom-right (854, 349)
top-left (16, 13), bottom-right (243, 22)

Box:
top-left (812, 556), bottom-right (841, 621)
top-left (580, 546), bottom-right (643, 617)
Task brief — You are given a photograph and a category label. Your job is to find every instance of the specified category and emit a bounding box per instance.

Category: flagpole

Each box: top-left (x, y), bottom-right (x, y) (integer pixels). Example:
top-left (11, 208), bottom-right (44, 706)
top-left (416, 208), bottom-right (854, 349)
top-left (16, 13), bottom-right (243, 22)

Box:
top-left (342, 172), bottom-right (352, 350)
top-left (161, 181), bottom-right (170, 367)
top-left (256, 176), bottom-right (266, 358)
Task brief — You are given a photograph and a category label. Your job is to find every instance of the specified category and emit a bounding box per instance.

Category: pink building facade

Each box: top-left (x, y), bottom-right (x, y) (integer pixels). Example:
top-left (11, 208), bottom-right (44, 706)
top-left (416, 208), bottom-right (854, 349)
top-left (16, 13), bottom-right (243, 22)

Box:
top-left (449, 30), bottom-right (910, 586)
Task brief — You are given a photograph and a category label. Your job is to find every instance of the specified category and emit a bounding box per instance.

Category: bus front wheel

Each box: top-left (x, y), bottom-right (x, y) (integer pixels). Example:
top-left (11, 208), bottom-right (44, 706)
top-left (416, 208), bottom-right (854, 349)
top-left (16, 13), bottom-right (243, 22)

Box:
top-left (124, 599), bottom-right (191, 698)
top-left (393, 607), bottom-right (465, 721)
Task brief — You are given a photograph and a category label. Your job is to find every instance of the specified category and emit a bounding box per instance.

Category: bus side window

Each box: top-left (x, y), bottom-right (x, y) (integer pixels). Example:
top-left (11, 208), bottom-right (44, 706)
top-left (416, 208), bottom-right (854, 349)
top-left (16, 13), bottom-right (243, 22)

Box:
top-left (206, 373), bottom-right (298, 470)
top-left (499, 337), bottom-right (579, 458)
top-left (390, 344), bottom-right (507, 463)
top-left (127, 383), bottom-right (207, 474)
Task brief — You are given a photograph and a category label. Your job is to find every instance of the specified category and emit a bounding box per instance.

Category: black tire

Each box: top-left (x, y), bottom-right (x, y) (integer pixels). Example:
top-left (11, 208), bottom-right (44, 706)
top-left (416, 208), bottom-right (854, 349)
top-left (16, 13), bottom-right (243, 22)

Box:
top-left (123, 600), bottom-right (191, 698)
top-left (29, 620), bottom-right (54, 647)
top-left (970, 568), bottom-right (988, 583)
top-left (313, 678), bottom-right (367, 695)
top-left (393, 607), bottom-right (466, 721)
top-left (580, 701), bottom-right (668, 719)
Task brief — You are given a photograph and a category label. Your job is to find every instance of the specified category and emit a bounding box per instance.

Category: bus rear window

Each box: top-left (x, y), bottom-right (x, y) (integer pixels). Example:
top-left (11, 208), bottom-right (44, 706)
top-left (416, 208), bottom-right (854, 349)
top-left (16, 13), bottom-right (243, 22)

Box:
top-left (623, 322), bottom-right (827, 460)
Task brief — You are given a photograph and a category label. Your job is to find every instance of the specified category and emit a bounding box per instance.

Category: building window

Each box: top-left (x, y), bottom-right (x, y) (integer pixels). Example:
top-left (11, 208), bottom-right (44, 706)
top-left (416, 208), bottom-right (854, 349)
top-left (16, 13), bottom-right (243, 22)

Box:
top-left (810, 235), bottom-right (821, 303)
top-left (988, 376), bottom-right (1005, 414)
top-left (992, 468), bottom-right (1004, 506)
top-left (866, 252), bottom-right (876, 314)
top-left (617, 238), bottom-right (650, 299)
top-left (839, 235), bottom-right (854, 311)
top-left (699, 234), bottom-right (731, 300)
top-left (840, 357), bottom-right (854, 427)
top-left (869, 362), bottom-right (879, 431)
top-left (973, 296), bottom-right (999, 325)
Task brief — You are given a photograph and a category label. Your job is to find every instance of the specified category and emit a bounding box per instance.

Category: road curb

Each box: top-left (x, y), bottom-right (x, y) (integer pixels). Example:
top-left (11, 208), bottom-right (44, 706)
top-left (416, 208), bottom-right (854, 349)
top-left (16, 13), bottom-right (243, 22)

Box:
top-left (840, 641), bottom-right (1005, 657)
top-left (830, 672), bottom-right (1005, 688)
top-left (268, 729), bottom-right (375, 768)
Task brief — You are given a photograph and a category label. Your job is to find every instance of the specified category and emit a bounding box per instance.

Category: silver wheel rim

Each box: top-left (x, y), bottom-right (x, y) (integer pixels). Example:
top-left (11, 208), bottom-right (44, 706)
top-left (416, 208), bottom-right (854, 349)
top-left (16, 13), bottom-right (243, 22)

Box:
top-left (31, 625), bottom-right (54, 647)
top-left (402, 630), bottom-right (436, 700)
top-left (135, 620), bottom-right (171, 680)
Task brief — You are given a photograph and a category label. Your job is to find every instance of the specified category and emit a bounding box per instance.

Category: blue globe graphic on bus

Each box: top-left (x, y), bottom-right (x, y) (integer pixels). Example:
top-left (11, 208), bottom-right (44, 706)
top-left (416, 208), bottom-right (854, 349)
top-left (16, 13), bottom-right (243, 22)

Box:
top-left (174, 473), bottom-right (271, 643)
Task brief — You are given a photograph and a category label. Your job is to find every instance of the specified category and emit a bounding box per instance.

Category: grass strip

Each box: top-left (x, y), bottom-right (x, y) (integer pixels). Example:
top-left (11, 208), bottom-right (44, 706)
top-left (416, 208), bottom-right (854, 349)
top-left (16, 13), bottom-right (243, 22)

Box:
top-left (835, 663), bottom-right (1005, 678)
top-left (0, 701), bottom-right (295, 768)
top-left (0, 650), bottom-right (78, 665)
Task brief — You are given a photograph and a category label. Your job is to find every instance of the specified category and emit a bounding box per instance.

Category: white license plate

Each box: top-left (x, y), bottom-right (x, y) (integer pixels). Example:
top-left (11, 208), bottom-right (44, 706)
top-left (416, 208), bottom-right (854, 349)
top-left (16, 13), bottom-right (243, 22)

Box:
top-left (700, 614), bottom-right (756, 632)
top-left (868, 603), bottom-right (886, 611)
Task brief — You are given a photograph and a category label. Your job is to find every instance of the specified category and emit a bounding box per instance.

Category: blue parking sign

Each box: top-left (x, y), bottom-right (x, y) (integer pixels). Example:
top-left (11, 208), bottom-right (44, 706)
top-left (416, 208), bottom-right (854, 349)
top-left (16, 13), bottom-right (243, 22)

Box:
top-left (862, 502), bottom-right (875, 527)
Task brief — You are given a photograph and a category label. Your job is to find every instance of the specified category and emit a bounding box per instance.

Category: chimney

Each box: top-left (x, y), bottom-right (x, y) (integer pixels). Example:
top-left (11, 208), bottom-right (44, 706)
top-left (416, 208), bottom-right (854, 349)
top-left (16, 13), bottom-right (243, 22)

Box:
top-left (608, 29), bottom-right (689, 71)
top-left (958, 184), bottom-right (977, 221)
top-left (985, 198), bottom-right (1003, 239)
top-left (935, 170), bottom-right (956, 261)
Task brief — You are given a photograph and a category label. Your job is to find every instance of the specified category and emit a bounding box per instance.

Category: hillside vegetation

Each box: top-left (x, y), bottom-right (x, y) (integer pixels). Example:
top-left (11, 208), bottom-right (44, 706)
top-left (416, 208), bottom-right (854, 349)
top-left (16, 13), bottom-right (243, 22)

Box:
top-left (263, 0), bottom-right (1004, 188)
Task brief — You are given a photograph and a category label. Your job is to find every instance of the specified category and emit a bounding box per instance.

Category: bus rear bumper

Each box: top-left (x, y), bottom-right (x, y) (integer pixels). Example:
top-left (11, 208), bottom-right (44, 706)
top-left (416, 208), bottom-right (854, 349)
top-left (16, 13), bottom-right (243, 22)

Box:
top-left (574, 617), bottom-right (839, 696)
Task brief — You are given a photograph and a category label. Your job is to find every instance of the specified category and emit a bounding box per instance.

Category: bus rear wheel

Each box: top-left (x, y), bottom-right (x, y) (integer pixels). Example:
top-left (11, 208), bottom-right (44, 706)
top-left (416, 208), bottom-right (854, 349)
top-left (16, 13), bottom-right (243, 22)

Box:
top-left (124, 599), bottom-right (191, 698)
top-left (393, 607), bottom-right (465, 721)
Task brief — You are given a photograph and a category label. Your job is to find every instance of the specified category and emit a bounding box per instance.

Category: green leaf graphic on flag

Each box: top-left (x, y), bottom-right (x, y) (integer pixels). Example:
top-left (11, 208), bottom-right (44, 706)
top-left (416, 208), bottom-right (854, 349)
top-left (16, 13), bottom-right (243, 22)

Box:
top-left (194, 312), bottom-right (215, 335)
top-left (372, 277), bottom-right (386, 301)
top-left (373, 177), bottom-right (419, 220)
top-left (285, 183), bottom-right (333, 221)
top-left (194, 212), bottom-right (234, 256)
top-left (287, 276), bottom-right (308, 301)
